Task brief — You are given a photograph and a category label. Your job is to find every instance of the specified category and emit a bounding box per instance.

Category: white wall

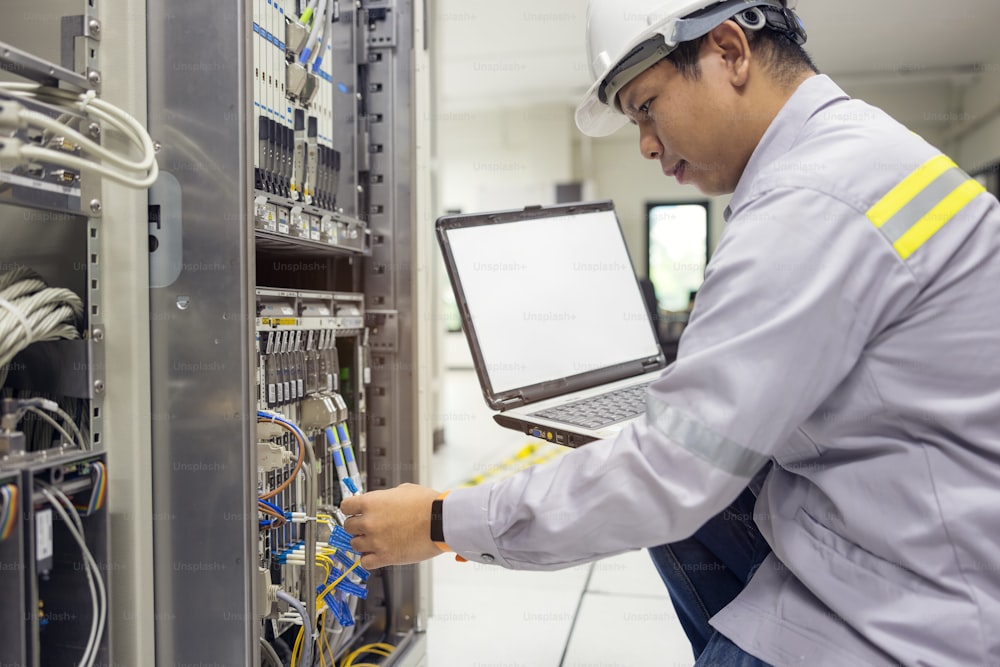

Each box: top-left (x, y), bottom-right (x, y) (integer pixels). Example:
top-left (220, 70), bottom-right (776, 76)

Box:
top-left (954, 67), bottom-right (1000, 172)
top-left (436, 104), bottom-right (576, 214)
top-left (436, 76), bottom-right (996, 272)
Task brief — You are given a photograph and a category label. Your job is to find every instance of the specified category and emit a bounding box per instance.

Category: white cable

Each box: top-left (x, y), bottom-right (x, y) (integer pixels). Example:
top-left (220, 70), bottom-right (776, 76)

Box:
top-left (23, 406), bottom-right (80, 450)
top-left (310, 10), bottom-right (330, 68)
top-left (301, 0), bottom-right (328, 62)
top-left (20, 145), bottom-right (159, 188)
top-left (0, 267), bottom-right (83, 387)
top-left (276, 589), bottom-right (313, 667)
top-left (19, 108), bottom-right (155, 171)
top-left (0, 296), bottom-right (34, 344)
top-left (0, 83), bottom-right (158, 189)
top-left (39, 484), bottom-right (106, 667)
top-left (302, 0), bottom-right (321, 21)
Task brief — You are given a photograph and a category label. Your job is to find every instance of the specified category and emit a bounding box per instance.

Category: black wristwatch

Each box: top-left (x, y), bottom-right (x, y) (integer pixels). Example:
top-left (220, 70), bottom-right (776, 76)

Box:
top-left (430, 497), bottom-right (446, 543)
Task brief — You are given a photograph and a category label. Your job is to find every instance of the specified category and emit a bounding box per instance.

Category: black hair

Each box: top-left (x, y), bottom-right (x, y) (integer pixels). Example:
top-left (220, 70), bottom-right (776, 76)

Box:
top-left (665, 22), bottom-right (819, 86)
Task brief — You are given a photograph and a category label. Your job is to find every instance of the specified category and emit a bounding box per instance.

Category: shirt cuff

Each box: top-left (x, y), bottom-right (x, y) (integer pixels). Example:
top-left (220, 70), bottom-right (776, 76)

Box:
top-left (442, 482), bottom-right (511, 567)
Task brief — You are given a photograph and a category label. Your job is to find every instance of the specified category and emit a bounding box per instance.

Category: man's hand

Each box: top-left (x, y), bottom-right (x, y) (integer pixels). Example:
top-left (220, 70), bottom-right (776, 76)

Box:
top-left (341, 483), bottom-right (444, 569)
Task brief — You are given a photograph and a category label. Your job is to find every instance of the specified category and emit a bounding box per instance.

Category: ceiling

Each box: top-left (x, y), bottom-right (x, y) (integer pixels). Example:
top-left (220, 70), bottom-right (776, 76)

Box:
top-left (434, 0), bottom-right (1000, 112)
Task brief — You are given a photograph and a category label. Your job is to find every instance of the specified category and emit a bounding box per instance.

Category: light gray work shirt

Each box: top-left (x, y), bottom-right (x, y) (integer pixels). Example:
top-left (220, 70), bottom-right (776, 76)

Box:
top-left (443, 75), bottom-right (1000, 666)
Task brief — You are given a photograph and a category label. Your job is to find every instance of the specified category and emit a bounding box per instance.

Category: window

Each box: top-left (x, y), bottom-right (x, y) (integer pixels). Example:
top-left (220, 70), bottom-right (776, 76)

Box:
top-left (646, 202), bottom-right (710, 312)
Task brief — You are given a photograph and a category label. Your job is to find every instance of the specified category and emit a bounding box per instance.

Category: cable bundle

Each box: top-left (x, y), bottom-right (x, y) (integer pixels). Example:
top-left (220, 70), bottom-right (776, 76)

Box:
top-left (0, 266), bottom-right (83, 387)
top-left (0, 82), bottom-right (159, 189)
top-left (0, 484), bottom-right (17, 541)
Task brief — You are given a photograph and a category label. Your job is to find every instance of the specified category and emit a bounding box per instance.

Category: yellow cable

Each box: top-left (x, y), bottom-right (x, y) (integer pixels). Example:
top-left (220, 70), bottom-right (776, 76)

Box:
top-left (340, 642), bottom-right (395, 667)
top-left (316, 558), bottom-right (361, 607)
top-left (291, 625), bottom-right (303, 666)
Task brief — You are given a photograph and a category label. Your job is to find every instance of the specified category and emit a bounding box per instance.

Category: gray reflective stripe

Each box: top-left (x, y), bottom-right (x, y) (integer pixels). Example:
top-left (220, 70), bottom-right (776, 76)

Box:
top-left (878, 167), bottom-right (971, 244)
top-left (646, 396), bottom-right (769, 477)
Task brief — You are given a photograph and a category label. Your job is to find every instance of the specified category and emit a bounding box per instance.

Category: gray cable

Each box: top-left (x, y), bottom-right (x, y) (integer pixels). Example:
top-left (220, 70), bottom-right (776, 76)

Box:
top-left (276, 589), bottom-right (312, 667)
top-left (259, 637), bottom-right (283, 667)
top-left (38, 482), bottom-right (106, 667)
top-left (23, 406), bottom-right (82, 450)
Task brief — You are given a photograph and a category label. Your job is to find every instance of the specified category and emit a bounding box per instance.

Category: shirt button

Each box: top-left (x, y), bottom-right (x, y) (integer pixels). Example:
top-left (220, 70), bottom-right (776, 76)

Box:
top-left (481, 554), bottom-right (495, 563)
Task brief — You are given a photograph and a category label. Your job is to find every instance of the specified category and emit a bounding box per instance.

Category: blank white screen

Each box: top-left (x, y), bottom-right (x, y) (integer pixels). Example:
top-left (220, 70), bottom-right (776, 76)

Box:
top-left (446, 209), bottom-right (660, 393)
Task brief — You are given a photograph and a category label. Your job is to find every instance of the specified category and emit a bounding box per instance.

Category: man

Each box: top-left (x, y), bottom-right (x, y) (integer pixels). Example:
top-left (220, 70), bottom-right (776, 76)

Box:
top-left (343, 1), bottom-right (1000, 664)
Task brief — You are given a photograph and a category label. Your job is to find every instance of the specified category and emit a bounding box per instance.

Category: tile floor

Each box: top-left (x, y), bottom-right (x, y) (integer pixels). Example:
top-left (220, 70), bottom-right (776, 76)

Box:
top-left (426, 334), bottom-right (694, 667)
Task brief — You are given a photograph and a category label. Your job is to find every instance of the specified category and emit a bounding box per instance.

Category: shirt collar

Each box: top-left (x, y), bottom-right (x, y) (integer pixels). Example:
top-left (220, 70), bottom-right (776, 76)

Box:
top-left (724, 75), bottom-right (851, 221)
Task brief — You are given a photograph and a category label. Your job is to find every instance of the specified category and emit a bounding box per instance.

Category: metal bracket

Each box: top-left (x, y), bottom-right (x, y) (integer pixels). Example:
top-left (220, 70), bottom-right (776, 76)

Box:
top-left (0, 39), bottom-right (92, 92)
top-left (364, 3), bottom-right (397, 48)
top-left (60, 14), bottom-right (102, 92)
top-left (365, 310), bottom-right (399, 353)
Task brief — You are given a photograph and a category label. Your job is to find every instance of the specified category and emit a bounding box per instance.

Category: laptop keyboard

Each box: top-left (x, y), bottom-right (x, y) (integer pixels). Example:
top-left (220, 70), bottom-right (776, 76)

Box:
top-left (530, 383), bottom-right (651, 430)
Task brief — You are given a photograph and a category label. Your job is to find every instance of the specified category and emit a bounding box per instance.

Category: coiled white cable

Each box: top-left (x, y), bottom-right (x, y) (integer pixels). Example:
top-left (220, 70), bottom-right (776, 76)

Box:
top-left (0, 267), bottom-right (83, 387)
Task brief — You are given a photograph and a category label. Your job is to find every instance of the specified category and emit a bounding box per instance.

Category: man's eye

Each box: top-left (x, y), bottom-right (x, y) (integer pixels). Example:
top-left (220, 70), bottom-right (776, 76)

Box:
top-left (638, 99), bottom-right (654, 120)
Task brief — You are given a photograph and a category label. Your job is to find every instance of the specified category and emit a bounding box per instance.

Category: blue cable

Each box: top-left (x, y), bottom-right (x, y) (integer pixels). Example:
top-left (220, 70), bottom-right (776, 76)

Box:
top-left (257, 498), bottom-right (289, 520)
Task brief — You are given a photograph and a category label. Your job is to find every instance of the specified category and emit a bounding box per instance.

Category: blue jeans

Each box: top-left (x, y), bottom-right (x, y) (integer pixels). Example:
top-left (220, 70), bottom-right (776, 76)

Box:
top-left (649, 487), bottom-right (773, 666)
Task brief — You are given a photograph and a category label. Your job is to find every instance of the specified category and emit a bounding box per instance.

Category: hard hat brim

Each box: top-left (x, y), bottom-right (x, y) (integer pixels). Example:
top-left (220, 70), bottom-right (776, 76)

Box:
top-left (575, 78), bottom-right (630, 137)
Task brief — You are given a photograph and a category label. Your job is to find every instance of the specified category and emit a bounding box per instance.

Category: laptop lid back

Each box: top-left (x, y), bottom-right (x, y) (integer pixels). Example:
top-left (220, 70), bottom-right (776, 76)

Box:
top-left (437, 201), bottom-right (665, 410)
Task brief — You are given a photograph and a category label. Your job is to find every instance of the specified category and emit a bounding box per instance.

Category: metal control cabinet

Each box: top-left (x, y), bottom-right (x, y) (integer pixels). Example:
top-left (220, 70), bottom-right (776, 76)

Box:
top-left (147, 0), bottom-right (429, 664)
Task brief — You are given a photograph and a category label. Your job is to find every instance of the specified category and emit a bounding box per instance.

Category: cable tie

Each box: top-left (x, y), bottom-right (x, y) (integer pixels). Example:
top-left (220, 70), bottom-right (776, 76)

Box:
top-left (0, 297), bottom-right (34, 345)
top-left (79, 89), bottom-right (97, 112)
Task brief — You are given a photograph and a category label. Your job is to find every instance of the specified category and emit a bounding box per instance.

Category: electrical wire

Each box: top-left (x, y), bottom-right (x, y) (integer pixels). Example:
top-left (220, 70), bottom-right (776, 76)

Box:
top-left (38, 482), bottom-right (106, 667)
top-left (299, 0), bottom-right (329, 63)
top-left (0, 82), bottom-right (158, 190)
top-left (277, 589), bottom-right (313, 667)
top-left (0, 266), bottom-right (83, 387)
top-left (256, 413), bottom-right (305, 500)
top-left (74, 461), bottom-right (106, 515)
top-left (260, 637), bottom-right (283, 667)
top-left (339, 642), bottom-right (395, 667)
top-left (315, 557), bottom-right (361, 605)
top-left (0, 484), bottom-right (16, 541)
top-left (23, 405), bottom-right (85, 450)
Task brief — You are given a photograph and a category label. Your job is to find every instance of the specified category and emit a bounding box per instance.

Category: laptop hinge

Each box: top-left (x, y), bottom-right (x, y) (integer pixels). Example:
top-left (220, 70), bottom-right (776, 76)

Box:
top-left (497, 396), bottom-right (525, 409)
top-left (643, 358), bottom-right (662, 371)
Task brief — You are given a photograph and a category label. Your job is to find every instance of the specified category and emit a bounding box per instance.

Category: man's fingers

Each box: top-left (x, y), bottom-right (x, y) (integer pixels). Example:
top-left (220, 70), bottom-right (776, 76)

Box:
top-left (343, 515), bottom-right (365, 536)
top-left (359, 553), bottom-right (383, 570)
top-left (340, 494), bottom-right (364, 515)
top-left (350, 535), bottom-right (373, 554)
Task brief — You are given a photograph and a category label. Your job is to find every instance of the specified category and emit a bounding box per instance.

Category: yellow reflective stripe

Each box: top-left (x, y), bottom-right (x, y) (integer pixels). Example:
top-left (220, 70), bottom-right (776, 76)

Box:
top-left (893, 179), bottom-right (986, 260)
top-left (867, 155), bottom-right (957, 228)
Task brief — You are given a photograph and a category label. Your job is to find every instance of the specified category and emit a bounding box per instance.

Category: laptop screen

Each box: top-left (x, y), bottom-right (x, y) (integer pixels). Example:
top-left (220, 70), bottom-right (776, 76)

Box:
top-left (442, 206), bottom-right (661, 395)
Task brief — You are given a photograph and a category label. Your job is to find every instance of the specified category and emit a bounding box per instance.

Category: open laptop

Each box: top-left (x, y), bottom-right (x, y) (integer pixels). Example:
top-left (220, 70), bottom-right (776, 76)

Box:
top-left (436, 201), bottom-right (667, 446)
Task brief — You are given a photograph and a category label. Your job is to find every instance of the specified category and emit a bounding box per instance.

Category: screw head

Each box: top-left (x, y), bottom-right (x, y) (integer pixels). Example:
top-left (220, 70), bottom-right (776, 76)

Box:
top-left (153, 141), bottom-right (162, 152)
top-left (89, 198), bottom-right (102, 213)
top-left (88, 18), bottom-right (101, 35)
top-left (92, 328), bottom-right (104, 341)
top-left (87, 70), bottom-right (102, 86)
top-left (93, 380), bottom-right (105, 394)
top-left (88, 122), bottom-right (101, 139)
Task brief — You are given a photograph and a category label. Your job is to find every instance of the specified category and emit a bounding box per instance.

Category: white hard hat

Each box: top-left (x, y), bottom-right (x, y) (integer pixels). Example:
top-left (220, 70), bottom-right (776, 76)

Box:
top-left (575, 0), bottom-right (804, 137)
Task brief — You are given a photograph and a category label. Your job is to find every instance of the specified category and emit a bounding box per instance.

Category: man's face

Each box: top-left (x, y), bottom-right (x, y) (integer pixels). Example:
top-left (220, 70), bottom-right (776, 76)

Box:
top-left (617, 50), bottom-right (748, 196)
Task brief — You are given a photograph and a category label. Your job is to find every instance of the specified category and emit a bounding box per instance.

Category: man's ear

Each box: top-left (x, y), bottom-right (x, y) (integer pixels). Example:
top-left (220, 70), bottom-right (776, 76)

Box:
top-left (705, 20), bottom-right (752, 87)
